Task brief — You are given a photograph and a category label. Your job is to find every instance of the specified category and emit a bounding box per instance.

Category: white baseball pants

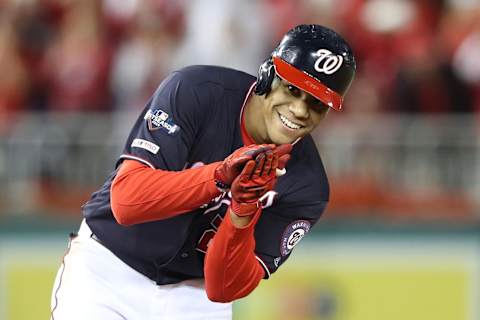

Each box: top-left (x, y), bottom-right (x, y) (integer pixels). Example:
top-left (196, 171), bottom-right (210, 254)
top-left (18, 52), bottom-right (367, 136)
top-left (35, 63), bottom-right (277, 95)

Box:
top-left (50, 220), bottom-right (232, 320)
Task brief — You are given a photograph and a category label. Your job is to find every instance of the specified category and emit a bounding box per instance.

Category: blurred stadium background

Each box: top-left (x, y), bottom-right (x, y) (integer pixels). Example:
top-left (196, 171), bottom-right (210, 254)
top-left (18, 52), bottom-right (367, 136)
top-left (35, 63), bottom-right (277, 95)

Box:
top-left (0, 0), bottom-right (479, 319)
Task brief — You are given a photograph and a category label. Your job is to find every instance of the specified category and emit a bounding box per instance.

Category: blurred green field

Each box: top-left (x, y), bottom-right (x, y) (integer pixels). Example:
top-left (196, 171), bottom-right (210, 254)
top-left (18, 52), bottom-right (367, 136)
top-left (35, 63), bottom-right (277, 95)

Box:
top-left (235, 252), bottom-right (472, 320)
top-left (4, 260), bottom-right (471, 320)
top-left (0, 228), bottom-right (68, 320)
top-left (1, 226), bottom-right (479, 320)
top-left (5, 265), bottom-right (57, 320)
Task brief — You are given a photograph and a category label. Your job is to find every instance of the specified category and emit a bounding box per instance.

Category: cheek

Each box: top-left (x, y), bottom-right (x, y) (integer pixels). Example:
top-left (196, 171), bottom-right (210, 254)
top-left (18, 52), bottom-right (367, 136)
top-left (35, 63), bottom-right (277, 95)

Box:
top-left (264, 102), bottom-right (276, 121)
top-left (310, 111), bottom-right (327, 126)
top-left (265, 100), bottom-right (282, 118)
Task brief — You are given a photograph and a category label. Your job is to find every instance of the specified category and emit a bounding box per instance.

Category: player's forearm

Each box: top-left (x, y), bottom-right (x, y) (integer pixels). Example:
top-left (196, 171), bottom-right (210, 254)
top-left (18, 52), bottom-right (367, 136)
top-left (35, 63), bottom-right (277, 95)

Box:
top-left (204, 207), bottom-right (265, 303)
top-left (110, 159), bottom-right (221, 225)
top-left (228, 210), bottom-right (255, 227)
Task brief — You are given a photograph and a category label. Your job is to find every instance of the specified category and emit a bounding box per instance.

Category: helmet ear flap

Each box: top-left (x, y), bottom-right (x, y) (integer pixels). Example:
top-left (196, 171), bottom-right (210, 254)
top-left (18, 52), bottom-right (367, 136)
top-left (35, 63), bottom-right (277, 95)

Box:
top-left (254, 58), bottom-right (275, 96)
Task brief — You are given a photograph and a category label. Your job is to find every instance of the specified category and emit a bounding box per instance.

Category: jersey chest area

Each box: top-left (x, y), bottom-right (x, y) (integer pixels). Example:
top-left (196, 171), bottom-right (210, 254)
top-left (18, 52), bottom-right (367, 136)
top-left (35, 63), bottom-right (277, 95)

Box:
top-left (185, 110), bottom-right (244, 167)
top-left (191, 190), bottom-right (278, 254)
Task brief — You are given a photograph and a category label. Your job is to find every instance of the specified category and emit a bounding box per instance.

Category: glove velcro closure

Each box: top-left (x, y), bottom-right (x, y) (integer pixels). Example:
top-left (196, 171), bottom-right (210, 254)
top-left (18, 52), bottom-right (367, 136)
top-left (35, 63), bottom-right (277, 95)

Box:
top-left (230, 200), bottom-right (259, 217)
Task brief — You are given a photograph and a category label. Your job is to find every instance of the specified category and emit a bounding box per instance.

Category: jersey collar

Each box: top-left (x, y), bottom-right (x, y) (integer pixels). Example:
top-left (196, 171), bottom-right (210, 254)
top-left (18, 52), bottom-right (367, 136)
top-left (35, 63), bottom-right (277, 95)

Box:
top-left (240, 82), bottom-right (257, 146)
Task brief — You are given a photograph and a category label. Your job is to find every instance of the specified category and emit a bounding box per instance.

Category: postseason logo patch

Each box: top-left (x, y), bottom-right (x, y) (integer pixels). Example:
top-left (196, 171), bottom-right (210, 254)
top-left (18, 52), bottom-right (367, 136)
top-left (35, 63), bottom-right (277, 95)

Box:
top-left (144, 108), bottom-right (180, 135)
top-left (280, 220), bottom-right (311, 256)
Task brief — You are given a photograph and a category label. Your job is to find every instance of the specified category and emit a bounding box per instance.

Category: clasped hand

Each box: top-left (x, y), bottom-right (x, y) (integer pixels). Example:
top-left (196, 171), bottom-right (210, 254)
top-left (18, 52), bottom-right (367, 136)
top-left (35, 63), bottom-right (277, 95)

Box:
top-left (229, 144), bottom-right (291, 217)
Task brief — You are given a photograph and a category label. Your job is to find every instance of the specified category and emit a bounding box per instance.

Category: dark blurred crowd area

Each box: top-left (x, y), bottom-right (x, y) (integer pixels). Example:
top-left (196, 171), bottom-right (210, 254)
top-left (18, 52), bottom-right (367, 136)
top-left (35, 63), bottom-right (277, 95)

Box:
top-left (1, 0), bottom-right (480, 128)
top-left (0, 0), bottom-right (183, 133)
top-left (1, 0), bottom-right (479, 223)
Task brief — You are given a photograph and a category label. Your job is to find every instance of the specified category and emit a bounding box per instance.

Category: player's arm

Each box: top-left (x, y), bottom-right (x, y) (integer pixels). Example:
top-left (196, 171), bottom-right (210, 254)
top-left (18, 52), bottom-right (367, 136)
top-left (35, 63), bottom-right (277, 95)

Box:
top-left (110, 144), bottom-right (274, 225)
top-left (204, 146), bottom-right (291, 302)
top-left (204, 206), bottom-right (264, 302)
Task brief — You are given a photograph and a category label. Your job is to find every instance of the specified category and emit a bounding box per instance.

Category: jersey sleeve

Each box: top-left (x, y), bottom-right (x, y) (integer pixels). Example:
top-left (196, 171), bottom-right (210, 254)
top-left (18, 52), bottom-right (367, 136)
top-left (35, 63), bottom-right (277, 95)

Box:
top-left (253, 200), bottom-right (327, 278)
top-left (119, 71), bottom-right (205, 170)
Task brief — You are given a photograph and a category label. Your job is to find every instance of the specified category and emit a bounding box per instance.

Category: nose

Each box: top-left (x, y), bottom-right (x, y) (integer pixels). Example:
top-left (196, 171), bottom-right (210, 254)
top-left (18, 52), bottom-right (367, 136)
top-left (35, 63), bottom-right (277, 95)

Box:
top-left (288, 99), bottom-right (309, 119)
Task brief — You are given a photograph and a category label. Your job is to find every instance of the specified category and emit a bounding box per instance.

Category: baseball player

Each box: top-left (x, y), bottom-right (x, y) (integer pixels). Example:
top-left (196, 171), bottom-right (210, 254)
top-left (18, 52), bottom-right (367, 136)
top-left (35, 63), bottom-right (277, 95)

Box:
top-left (50, 24), bottom-right (356, 320)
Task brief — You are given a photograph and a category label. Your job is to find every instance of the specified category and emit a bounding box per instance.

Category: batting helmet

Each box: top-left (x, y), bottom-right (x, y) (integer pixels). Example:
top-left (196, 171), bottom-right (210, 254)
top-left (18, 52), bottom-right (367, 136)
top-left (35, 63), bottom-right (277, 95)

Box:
top-left (254, 24), bottom-right (356, 111)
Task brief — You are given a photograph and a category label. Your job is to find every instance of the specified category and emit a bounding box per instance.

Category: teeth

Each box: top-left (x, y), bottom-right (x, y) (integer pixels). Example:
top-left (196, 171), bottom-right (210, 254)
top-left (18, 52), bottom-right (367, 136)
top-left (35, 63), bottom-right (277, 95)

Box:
top-left (279, 114), bottom-right (302, 130)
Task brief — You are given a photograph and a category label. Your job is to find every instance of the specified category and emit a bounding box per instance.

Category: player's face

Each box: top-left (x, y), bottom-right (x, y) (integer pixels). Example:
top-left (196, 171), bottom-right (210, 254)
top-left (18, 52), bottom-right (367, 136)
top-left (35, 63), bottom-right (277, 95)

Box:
top-left (261, 79), bottom-right (329, 144)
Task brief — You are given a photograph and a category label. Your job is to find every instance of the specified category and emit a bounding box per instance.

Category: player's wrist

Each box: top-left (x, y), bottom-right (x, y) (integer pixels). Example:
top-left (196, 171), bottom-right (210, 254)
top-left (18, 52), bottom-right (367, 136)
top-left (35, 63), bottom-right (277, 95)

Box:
top-left (230, 199), bottom-right (259, 217)
top-left (213, 164), bottom-right (231, 192)
top-left (214, 179), bottom-right (230, 192)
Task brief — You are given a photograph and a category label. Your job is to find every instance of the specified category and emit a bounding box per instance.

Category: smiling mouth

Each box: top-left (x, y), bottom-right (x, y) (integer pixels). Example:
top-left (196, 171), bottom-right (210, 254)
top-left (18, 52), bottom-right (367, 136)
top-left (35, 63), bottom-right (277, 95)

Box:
top-left (278, 112), bottom-right (304, 130)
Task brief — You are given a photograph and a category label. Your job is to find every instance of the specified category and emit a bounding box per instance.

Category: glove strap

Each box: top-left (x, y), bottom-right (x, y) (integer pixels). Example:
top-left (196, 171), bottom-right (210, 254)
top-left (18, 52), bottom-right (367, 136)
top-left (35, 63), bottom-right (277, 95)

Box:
top-left (230, 200), bottom-right (259, 217)
top-left (215, 180), bottom-right (230, 193)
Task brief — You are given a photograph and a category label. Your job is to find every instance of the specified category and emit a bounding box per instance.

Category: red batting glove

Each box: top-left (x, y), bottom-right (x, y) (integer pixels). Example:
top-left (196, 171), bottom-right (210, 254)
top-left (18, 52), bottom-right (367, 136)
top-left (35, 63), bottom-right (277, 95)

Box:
top-left (230, 149), bottom-right (279, 217)
top-left (214, 144), bottom-right (274, 191)
top-left (275, 143), bottom-right (292, 174)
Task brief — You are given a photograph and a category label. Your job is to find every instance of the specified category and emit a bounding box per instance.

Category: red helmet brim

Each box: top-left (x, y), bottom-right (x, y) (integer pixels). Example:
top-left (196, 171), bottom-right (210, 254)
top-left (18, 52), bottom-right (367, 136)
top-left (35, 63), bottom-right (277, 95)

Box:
top-left (272, 56), bottom-right (343, 111)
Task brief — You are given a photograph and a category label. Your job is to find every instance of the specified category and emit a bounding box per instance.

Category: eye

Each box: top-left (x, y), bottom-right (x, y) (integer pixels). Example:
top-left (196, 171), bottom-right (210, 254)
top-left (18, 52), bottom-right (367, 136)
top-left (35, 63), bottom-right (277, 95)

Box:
top-left (306, 96), bottom-right (329, 113)
top-left (286, 84), bottom-right (301, 97)
top-left (310, 101), bottom-right (329, 114)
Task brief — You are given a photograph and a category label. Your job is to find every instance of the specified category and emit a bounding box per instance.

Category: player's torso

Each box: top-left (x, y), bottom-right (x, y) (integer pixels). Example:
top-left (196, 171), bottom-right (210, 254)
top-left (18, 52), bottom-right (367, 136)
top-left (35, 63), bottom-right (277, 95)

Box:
top-left (81, 66), bottom-right (329, 284)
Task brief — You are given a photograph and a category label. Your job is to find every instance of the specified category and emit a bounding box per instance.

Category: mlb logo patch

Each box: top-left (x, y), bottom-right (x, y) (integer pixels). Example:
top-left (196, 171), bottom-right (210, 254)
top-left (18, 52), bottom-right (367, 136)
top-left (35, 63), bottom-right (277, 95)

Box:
top-left (144, 108), bottom-right (180, 135)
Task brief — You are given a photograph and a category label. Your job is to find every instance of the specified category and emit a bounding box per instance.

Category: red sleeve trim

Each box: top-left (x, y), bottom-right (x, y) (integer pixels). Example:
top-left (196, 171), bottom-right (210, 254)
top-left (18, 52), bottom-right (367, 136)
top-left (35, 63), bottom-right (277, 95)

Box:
top-left (204, 207), bottom-right (265, 302)
top-left (119, 154), bottom-right (155, 169)
top-left (110, 159), bottom-right (221, 225)
top-left (255, 256), bottom-right (271, 279)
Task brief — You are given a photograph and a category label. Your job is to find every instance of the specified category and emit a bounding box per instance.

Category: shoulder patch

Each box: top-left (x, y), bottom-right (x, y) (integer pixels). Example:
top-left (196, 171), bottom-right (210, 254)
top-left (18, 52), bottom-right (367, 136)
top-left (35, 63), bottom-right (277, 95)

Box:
top-left (131, 138), bottom-right (160, 154)
top-left (280, 220), bottom-right (311, 256)
top-left (144, 108), bottom-right (180, 135)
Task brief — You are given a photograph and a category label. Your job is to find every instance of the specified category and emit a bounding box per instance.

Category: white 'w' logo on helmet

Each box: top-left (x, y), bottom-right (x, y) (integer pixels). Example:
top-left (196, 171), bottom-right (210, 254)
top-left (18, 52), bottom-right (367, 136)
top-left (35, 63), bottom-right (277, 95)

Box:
top-left (314, 49), bottom-right (343, 75)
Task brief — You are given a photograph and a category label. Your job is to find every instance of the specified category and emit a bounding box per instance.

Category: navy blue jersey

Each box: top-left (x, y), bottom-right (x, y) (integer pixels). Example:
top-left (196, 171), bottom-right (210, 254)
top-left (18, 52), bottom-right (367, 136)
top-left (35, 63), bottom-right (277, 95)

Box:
top-left (83, 65), bottom-right (329, 284)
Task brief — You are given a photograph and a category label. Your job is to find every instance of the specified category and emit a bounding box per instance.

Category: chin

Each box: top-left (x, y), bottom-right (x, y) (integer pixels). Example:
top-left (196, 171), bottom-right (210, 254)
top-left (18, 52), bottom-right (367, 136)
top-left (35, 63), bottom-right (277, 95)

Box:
top-left (270, 133), bottom-right (303, 145)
